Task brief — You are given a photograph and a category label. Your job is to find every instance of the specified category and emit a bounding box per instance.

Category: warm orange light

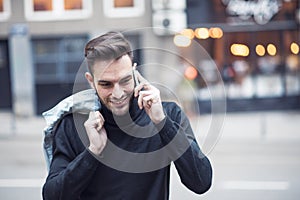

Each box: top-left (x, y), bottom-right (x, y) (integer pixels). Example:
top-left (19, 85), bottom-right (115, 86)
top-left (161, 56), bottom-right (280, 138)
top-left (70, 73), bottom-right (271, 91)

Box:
top-left (209, 27), bottom-right (223, 39)
top-left (230, 44), bottom-right (250, 57)
top-left (290, 42), bottom-right (299, 55)
top-left (114, 0), bottom-right (134, 7)
top-left (34, 0), bottom-right (53, 11)
top-left (256, 44), bottom-right (265, 56)
top-left (64, 0), bottom-right (82, 10)
top-left (181, 29), bottom-right (195, 40)
top-left (173, 34), bottom-right (191, 47)
top-left (0, 0), bottom-right (3, 12)
top-left (195, 28), bottom-right (209, 39)
top-left (184, 66), bottom-right (198, 80)
top-left (267, 44), bottom-right (277, 56)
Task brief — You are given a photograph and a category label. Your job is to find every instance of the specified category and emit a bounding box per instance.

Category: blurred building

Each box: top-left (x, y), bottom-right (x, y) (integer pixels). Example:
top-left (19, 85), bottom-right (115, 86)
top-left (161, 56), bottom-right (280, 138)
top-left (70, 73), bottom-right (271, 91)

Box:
top-left (0, 0), bottom-right (183, 115)
top-left (0, 0), bottom-right (299, 116)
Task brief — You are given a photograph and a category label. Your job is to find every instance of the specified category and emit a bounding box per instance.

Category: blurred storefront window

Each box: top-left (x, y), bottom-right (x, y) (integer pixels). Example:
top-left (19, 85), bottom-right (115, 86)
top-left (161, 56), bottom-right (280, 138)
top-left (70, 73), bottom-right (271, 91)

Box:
top-left (33, 0), bottom-right (52, 11)
top-left (25, 0), bottom-right (91, 20)
top-left (114, 0), bottom-right (134, 8)
top-left (32, 35), bottom-right (88, 114)
top-left (33, 36), bottom-right (87, 83)
top-left (103, 0), bottom-right (145, 18)
top-left (183, 0), bottom-right (300, 112)
top-left (64, 0), bottom-right (82, 10)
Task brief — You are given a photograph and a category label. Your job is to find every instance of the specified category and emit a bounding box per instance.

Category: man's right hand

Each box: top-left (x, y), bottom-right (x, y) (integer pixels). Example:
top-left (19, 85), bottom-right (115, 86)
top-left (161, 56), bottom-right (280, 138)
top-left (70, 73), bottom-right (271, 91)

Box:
top-left (84, 111), bottom-right (107, 156)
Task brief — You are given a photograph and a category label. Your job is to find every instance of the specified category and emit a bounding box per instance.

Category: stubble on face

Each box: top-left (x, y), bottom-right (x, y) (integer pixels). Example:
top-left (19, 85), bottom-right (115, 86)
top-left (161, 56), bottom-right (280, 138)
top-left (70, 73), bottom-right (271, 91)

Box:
top-left (103, 92), bottom-right (133, 116)
top-left (91, 55), bottom-right (135, 116)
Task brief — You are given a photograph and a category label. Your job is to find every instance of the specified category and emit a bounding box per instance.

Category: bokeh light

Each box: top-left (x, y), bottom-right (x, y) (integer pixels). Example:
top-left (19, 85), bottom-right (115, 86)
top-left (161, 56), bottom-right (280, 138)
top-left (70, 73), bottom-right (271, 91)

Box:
top-left (290, 42), bottom-right (299, 55)
top-left (184, 66), bottom-right (198, 80)
top-left (267, 44), bottom-right (277, 56)
top-left (195, 28), bottom-right (209, 39)
top-left (230, 44), bottom-right (250, 57)
top-left (181, 29), bottom-right (195, 40)
top-left (209, 27), bottom-right (223, 39)
top-left (173, 34), bottom-right (191, 47)
top-left (256, 44), bottom-right (266, 56)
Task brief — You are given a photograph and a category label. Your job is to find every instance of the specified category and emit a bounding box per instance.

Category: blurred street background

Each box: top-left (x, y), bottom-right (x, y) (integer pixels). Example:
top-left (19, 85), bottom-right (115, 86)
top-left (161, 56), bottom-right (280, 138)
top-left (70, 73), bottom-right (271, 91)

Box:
top-left (0, 0), bottom-right (299, 199)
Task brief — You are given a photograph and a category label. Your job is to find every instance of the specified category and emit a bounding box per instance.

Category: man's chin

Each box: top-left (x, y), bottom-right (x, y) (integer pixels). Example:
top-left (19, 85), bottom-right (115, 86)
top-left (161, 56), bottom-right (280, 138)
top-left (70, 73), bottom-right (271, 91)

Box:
top-left (110, 106), bottom-right (130, 116)
top-left (108, 97), bottom-right (132, 116)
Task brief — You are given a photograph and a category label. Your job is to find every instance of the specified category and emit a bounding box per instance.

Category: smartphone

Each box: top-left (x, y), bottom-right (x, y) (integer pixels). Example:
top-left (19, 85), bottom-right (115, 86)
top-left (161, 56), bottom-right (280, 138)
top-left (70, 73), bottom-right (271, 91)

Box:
top-left (132, 63), bottom-right (139, 87)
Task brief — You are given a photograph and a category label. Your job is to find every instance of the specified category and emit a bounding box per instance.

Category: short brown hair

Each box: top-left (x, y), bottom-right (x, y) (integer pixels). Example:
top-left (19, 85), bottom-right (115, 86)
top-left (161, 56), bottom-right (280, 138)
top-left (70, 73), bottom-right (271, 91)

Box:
top-left (84, 31), bottom-right (133, 73)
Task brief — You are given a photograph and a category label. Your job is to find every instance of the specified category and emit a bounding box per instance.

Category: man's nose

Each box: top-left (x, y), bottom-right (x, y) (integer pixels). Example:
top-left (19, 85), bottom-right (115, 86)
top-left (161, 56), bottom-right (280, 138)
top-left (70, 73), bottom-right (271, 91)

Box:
top-left (112, 84), bottom-right (124, 99)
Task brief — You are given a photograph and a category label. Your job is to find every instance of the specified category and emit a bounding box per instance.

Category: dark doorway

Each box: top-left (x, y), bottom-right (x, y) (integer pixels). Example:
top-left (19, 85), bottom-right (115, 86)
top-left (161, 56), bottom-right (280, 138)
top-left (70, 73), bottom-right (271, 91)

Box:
top-left (0, 40), bottom-right (12, 109)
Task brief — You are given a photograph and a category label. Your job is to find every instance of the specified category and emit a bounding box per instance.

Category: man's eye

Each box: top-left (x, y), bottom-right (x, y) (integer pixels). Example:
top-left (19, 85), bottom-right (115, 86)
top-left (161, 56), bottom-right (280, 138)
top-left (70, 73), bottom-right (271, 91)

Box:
top-left (99, 82), bottom-right (112, 88)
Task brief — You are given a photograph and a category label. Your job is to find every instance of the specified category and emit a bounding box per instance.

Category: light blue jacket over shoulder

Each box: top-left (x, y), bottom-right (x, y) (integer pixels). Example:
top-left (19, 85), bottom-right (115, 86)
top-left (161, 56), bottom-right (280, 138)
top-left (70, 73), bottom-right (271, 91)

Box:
top-left (42, 89), bottom-right (101, 170)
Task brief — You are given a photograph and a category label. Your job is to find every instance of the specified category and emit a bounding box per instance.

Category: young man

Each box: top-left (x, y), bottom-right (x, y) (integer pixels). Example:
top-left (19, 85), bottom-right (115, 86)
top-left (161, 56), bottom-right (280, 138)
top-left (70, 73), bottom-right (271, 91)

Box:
top-left (42, 31), bottom-right (212, 200)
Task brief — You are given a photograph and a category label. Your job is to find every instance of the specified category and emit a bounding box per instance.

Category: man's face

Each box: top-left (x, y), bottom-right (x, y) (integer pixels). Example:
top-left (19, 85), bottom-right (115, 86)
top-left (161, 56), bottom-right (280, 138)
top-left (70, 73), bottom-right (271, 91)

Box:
top-left (85, 55), bottom-right (135, 116)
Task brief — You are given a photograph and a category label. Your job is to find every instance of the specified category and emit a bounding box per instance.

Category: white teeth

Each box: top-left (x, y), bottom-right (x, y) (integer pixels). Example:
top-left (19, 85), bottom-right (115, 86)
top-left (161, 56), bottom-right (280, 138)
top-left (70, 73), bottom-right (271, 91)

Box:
top-left (111, 99), bottom-right (126, 104)
top-left (110, 97), bottom-right (128, 105)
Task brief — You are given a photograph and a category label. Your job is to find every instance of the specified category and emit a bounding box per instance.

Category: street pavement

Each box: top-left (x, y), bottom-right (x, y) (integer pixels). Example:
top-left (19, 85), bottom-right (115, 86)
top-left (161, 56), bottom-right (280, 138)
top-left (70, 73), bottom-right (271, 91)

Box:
top-left (0, 110), bottom-right (300, 200)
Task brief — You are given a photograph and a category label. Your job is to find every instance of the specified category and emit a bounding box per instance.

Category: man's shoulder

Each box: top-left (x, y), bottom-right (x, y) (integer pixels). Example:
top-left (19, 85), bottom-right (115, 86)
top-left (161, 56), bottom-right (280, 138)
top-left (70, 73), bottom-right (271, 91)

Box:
top-left (57, 112), bottom-right (89, 132)
top-left (162, 101), bottom-right (181, 112)
top-left (162, 101), bottom-right (183, 119)
top-left (61, 112), bottom-right (89, 122)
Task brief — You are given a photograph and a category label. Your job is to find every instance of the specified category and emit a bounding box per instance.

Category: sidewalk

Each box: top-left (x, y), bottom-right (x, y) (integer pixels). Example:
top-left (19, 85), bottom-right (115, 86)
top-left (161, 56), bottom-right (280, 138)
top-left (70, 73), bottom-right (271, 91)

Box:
top-left (190, 110), bottom-right (300, 142)
top-left (0, 111), bottom-right (45, 137)
top-left (1, 110), bottom-right (300, 139)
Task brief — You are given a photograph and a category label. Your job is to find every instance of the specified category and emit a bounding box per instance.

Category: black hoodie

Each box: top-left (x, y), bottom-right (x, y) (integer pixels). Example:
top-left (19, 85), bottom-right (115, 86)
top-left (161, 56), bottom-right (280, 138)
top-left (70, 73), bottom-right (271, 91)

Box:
top-left (42, 98), bottom-right (212, 200)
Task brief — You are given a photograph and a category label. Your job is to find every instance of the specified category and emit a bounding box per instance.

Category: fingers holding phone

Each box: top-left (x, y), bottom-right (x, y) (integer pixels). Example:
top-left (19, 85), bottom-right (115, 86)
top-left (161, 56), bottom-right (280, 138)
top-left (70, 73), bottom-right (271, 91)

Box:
top-left (133, 70), bottom-right (166, 124)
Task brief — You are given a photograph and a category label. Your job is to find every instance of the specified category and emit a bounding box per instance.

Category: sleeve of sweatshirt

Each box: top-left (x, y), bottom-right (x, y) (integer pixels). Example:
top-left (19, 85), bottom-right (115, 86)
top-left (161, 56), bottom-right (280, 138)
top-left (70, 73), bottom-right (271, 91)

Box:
top-left (157, 103), bottom-right (213, 194)
top-left (42, 115), bottom-right (99, 200)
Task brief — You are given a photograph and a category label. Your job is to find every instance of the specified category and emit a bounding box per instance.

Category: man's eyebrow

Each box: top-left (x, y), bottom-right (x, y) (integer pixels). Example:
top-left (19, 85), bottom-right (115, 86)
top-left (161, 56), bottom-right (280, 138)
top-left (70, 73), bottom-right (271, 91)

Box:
top-left (120, 74), bottom-right (132, 81)
top-left (97, 74), bottom-right (132, 83)
top-left (97, 80), bottom-right (111, 84)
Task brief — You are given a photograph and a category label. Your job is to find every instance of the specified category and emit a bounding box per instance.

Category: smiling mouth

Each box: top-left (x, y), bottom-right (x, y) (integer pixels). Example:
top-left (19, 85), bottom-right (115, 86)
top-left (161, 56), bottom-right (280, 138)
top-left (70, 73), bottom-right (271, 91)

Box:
top-left (110, 97), bottom-right (128, 107)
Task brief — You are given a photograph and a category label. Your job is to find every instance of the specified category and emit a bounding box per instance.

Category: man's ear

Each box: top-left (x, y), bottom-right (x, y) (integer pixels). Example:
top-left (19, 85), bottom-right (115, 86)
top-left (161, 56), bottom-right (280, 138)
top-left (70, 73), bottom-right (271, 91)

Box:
top-left (85, 72), bottom-right (95, 89)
